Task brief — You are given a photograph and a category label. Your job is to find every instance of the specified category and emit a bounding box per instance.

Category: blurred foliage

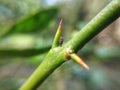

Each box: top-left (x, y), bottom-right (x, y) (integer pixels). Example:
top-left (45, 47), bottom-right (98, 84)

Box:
top-left (1, 8), bottom-right (58, 37)
top-left (0, 47), bottom-right (50, 57)
top-left (0, 0), bottom-right (120, 90)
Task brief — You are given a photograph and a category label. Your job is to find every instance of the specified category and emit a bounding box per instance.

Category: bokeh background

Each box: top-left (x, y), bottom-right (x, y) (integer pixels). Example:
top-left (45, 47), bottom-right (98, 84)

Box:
top-left (0, 0), bottom-right (120, 90)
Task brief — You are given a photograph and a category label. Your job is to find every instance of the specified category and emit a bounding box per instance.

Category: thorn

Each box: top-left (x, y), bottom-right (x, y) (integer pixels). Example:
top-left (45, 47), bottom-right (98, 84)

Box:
top-left (59, 19), bottom-right (62, 28)
top-left (52, 19), bottom-right (63, 48)
top-left (57, 19), bottom-right (62, 33)
top-left (70, 53), bottom-right (90, 70)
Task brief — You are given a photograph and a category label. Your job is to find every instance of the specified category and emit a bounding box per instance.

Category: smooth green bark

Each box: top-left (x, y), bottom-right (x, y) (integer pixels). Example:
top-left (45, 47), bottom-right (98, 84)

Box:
top-left (19, 0), bottom-right (120, 90)
top-left (65, 0), bottom-right (120, 52)
top-left (19, 47), bottom-right (66, 90)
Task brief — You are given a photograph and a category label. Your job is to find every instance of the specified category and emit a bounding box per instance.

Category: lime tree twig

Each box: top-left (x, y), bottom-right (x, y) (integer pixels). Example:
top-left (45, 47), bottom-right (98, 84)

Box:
top-left (19, 0), bottom-right (120, 90)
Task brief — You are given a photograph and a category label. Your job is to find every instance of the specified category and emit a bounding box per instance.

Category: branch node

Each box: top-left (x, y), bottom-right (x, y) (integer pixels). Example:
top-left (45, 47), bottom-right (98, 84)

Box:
top-left (65, 49), bottom-right (89, 70)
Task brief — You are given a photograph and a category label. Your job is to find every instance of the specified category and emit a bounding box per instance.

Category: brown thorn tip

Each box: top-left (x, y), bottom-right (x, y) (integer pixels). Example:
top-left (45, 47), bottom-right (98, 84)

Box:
top-left (80, 61), bottom-right (90, 70)
top-left (59, 19), bottom-right (62, 29)
top-left (77, 57), bottom-right (90, 70)
top-left (70, 54), bottom-right (90, 70)
top-left (60, 19), bottom-right (62, 25)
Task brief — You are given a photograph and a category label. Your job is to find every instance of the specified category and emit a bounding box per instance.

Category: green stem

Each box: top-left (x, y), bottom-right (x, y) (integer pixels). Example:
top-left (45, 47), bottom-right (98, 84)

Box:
top-left (19, 0), bottom-right (120, 90)
top-left (65, 0), bottom-right (120, 52)
top-left (19, 48), bottom-right (65, 90)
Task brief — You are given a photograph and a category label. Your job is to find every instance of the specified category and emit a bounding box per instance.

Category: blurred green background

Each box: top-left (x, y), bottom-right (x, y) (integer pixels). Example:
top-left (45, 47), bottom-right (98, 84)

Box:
top-left (0, 0), bottom-right (120, 90)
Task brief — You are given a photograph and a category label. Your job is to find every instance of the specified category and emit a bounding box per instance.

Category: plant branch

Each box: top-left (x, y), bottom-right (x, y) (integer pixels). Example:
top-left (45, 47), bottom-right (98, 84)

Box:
top-left (19, 0), bottom-right (120, 90)
top-left (65, 0), bottom-right (120, 52)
